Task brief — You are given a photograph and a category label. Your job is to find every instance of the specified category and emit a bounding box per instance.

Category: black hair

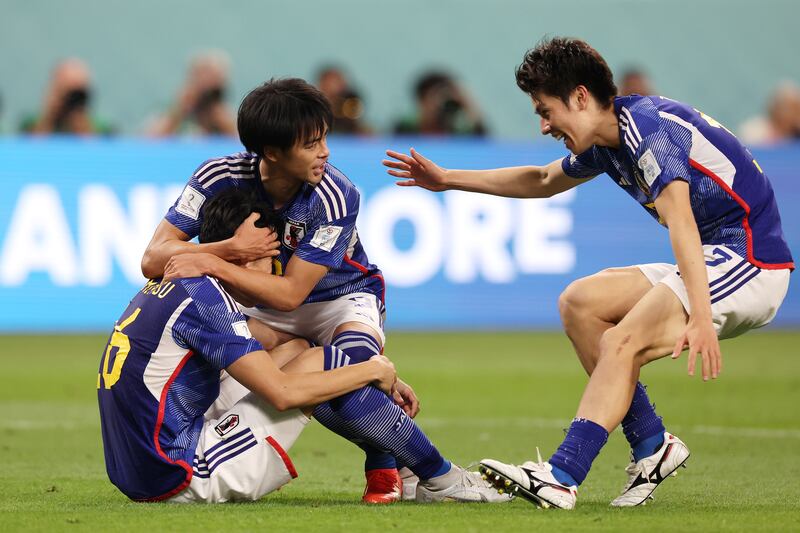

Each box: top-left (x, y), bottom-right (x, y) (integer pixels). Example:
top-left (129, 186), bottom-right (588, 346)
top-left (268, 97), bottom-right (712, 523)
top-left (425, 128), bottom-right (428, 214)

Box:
top-left (515, 37), bottom-right (617, 109)
top-left (238, 77), bottom-right (333, 154)
top-left (199, 188), bottom-right (282, 244)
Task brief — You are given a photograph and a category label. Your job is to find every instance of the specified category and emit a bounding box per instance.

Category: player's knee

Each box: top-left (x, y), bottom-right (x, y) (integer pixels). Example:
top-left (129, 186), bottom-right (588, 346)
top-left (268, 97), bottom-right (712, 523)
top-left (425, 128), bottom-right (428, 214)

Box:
top-left (558, 278), bottom-right (592, 326)
top-left (598, 326), bottom-right (640, 363)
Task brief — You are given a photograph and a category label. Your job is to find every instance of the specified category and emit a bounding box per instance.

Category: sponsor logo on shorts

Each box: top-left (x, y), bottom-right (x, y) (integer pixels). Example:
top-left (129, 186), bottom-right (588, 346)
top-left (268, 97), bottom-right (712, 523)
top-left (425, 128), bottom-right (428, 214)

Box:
top-left (214, 414), bottom-right (240, 437)
top-left (283, 219), bottom-right (306, 250)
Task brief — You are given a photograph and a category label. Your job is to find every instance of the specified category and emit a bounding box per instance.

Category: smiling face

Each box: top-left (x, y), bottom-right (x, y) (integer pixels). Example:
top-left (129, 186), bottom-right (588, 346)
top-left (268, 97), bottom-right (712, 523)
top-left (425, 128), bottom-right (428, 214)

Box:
top-left (532, 87), bottom-right (600, 155)
top-left (267, 129), bottom-right (330, 185)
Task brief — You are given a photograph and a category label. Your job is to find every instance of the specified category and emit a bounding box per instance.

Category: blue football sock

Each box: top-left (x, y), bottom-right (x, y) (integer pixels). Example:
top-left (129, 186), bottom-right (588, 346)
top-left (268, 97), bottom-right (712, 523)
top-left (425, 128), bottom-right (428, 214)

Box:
top-left (431, 459), bottom-right (452, 478)
top-left (632, 432), bottom-right (665, 462)
top-left (622, 382), bottom-right (666, 462)
top-left (313, 383), bottom-right (447, 481)
top-left (550, 465), bottom-right (578, 487)
top-left (327, 333), bottom-right (398, 471)
top-left (548, 418), bottom-right (608, 486)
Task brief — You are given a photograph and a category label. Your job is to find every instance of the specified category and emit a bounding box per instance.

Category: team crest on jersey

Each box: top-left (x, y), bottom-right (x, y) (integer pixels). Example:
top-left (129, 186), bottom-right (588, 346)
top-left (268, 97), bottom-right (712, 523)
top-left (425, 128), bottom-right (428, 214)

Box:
top-left (283, 219), bottom-right (306, 250)
top-left (214, 414), bottom-right (240, 436)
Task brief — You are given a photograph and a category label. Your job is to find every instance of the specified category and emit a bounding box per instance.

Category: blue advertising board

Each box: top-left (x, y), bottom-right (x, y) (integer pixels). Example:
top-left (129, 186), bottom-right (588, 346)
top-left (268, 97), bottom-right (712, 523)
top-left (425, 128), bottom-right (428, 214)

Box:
top-left (0, 137), bottom-right (797, 331)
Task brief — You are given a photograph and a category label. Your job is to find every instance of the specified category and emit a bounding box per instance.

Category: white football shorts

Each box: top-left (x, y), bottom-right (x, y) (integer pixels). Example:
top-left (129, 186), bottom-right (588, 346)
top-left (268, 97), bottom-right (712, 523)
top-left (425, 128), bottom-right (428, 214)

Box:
top-left (240, 292), bottom-right (385, 346)
top-left (637, 244), bottom-right (791, 340)
top-left (169, 391), bottom-right (309, 503)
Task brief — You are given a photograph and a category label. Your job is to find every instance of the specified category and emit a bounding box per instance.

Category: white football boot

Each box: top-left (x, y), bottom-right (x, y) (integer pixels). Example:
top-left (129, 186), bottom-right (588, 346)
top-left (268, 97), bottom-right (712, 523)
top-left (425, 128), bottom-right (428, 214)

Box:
top-left (415, 464), bottom-right (513, 503)
top-left (610, 431), bottom-right (690, 507)
top-left (479, 449), bottom-right (577, 510)
top-left (399, 467), bottom-right (419, 501)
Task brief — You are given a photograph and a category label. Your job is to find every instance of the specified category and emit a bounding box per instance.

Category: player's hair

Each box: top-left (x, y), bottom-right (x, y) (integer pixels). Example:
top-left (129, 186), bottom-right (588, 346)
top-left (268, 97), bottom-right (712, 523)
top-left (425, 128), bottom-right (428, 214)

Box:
top-left (515, 37), bottom-right (617, 109)
top-left (199, 188), bottom-right (282, 244)
top-left (238, 77), bottom-right (333, 154)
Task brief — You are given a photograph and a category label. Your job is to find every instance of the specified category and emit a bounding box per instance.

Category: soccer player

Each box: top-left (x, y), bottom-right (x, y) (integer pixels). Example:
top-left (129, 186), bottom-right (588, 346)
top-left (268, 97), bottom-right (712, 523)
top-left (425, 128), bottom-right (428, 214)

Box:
top-left (141, 78), bottom-right (411, 503)
top-left (383, 37), bottom-right (793, 509)
top-left (100, 189), bottom-right (510, 503)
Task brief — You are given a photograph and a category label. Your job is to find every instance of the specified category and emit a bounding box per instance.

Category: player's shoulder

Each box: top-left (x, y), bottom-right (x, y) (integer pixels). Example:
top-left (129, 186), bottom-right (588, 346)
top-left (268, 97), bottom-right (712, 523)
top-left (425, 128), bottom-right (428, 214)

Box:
top-left (616, 95), bottom-right (665, 138)
top-left (619, 95), bottom-right (704, 133)
top-left (309, 162), bottom-right (360, 222)
top-left (321, 162), bottom-right (358, 193)
top-left (175, 275), bottom-right (240, 318)
top-left (190, 151), bottom-right (259, 192)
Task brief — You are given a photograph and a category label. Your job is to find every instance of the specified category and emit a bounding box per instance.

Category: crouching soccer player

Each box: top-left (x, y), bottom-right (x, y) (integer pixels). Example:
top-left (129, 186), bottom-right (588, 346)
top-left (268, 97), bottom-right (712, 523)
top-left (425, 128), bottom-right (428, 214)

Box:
top-left (99, 188), bottom-right (510, 503)
top-left (384, 37), bottom-right (793, 509)
top-left (142, 78), bottom-right (415, 503)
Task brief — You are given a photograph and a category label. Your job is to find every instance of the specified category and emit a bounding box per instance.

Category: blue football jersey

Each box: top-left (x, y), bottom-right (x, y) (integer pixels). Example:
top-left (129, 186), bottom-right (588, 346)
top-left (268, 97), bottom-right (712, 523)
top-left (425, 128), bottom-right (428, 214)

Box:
top-left (97, 276), bottom-right (262, 501)
top-left (562, 95), bottom-right (794, 269)
top-left (165, 153), bottom-right (385, 304)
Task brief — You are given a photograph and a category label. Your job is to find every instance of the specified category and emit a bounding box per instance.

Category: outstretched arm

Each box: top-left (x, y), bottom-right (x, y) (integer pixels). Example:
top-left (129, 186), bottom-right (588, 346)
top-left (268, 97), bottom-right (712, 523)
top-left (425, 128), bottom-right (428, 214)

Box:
top-left (383, 148), bottom-right (591, 198)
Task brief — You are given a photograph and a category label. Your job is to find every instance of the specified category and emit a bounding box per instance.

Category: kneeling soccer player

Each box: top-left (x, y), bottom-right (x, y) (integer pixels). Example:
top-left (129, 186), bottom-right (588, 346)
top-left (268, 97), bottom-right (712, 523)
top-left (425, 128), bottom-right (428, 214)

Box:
top-left (97, 189), bottom-right (509, 503)
top-left (384, 38), bottom-right (793, 509)
top-left (144, 78), bottom-right (416, 503)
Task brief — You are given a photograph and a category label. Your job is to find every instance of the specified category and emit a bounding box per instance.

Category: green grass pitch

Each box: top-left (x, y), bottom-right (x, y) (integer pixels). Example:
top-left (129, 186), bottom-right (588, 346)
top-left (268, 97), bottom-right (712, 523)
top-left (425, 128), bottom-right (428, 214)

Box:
top-left (1, 331), bottom-right (799, 532)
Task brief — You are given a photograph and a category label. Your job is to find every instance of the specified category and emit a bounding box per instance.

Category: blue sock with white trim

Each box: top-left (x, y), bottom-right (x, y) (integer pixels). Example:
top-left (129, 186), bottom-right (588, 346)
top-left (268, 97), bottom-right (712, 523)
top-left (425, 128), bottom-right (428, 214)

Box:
top-left (326, 334), bottom-right (398, 471)
top-left (313, 383), bottom-right (448, 480)
top-left (548, 418), bottom-right (608, 486)
top-left (622, 382), bottom-right (666, 462)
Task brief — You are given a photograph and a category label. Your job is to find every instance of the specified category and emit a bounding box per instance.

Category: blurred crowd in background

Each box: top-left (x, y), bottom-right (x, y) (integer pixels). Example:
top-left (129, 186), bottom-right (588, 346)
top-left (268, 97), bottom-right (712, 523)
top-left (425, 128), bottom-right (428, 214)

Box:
top-left (3, 51), bottom-right (800, 146)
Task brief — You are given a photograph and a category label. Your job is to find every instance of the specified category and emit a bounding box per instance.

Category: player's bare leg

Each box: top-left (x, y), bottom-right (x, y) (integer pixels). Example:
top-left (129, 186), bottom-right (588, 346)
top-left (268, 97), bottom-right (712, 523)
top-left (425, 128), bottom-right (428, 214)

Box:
top-left (559, 267), bottom-right (688, 505)
top-left (481, 283), bottom-right (691, 509)
top-left (574, 283), bottom-right (687, 429)
top-left (558, 267), bottom-right (653, 374)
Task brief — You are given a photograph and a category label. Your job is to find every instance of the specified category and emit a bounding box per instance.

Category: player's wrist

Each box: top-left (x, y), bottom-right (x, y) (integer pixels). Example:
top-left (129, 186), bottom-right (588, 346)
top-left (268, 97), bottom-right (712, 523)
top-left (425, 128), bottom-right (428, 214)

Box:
top-left (214, 238), bottom-right (241, 262)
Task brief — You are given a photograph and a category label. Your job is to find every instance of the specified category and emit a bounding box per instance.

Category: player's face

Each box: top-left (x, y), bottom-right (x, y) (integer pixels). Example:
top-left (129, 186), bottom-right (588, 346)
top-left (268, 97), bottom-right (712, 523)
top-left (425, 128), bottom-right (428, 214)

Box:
top-left (532, 90), bottom-right (595, 154)
top-left (272, 130), bottom-right (330, 185)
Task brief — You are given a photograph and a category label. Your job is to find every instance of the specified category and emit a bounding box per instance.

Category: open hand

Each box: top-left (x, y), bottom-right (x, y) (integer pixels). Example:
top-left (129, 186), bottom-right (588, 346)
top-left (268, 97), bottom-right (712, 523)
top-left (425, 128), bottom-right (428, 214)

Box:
top-left (383, 148), bottom-right (449, 192)
top-left (163, 252), bottom-right (221, 281)
top-left (227, 213), bottom-right (280, 263)
top-left (671, 317), bottom-right (722, 381)
top-left (392, 378), bottom-right (420, 418)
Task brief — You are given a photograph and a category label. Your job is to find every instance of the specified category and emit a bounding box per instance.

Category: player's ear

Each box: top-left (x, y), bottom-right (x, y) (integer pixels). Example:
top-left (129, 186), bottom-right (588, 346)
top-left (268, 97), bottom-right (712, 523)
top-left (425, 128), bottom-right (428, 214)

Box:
top-left (263, 146), bottom-right (280, 163)
top-left (574, 85), bottom-right (588, 110)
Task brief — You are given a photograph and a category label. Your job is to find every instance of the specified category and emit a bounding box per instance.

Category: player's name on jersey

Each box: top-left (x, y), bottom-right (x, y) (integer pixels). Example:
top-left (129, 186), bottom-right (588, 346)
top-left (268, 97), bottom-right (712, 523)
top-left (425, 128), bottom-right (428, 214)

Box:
top-left (140, 279), bottom-right (177, 299)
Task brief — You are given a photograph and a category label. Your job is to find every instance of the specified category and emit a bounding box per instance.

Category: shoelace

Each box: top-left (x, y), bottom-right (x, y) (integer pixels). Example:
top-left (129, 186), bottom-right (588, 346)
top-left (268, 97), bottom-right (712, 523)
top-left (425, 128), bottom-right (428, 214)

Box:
top-left (620, 459), bottom-right (646, 492)
top-left (522, 447), bottom-right (551, 473)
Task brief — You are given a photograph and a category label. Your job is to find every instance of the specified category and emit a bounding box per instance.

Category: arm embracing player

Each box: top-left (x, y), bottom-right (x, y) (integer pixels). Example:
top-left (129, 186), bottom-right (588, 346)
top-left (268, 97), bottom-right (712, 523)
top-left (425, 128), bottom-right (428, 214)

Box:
top-left (141, 155), bottom-right (281, 279)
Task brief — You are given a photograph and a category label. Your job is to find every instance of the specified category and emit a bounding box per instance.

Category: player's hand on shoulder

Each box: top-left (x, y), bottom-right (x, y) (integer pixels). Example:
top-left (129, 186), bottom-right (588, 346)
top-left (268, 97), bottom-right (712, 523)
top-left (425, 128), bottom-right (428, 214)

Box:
top-left (383, 148), bottom-right (449, 192)
top-left (671, 317), bottom-right (722, 381)
top-left (164, 252), bottom-right (220, 281)
top-left (228, 212), bottom-right (280, 263)
top-left (393, 378), bottom-right (420, 418)
top-left (369, 354), bottom-right (397, 396)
